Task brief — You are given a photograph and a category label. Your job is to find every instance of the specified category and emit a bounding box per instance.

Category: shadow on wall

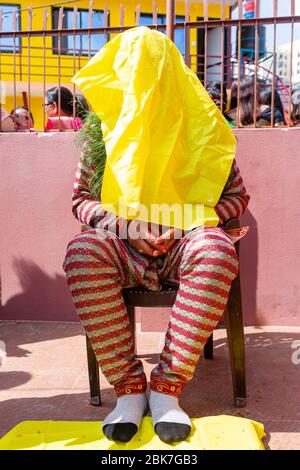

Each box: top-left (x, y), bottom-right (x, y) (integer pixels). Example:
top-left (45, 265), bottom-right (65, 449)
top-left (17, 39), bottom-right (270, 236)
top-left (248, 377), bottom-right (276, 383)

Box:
top-left (240, 210), bottom-right (258, 326)
top-left (1, 257), bottom-right (77, 323)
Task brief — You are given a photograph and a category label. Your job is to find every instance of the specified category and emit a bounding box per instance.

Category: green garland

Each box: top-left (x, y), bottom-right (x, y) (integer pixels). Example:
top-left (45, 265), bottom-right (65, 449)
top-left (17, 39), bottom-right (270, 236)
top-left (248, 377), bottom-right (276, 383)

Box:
top-left (76, 112), bottom-right (107, 200)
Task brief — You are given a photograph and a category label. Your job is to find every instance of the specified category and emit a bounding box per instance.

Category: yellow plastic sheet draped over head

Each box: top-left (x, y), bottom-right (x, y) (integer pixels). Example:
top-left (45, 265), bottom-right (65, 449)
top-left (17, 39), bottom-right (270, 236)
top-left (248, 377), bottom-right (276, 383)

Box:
top-left (72, 27), bottom-right (236, 230)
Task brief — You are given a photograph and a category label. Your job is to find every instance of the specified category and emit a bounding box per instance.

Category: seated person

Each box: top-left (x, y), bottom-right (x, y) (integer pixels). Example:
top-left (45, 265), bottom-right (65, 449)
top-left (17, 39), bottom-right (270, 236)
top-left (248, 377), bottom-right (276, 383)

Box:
top-left (1, 107), bottom-right (16, 132)
top-left (291, 89), bottom-right (300, 126)
top-left (44, 86), bottom-right (89, 132)
top-left (225, 76), bottom-right (269, 127)
top-left (259, 88), bottom-right (286, 126)
top-left (206, 81), bottom-right (234, 126)
top-left (63, 28), bottom-right (250, 445)
top-left (10, 106), bottom-right (34, 131)
top-left (1, 107), bottom-right (8, 121)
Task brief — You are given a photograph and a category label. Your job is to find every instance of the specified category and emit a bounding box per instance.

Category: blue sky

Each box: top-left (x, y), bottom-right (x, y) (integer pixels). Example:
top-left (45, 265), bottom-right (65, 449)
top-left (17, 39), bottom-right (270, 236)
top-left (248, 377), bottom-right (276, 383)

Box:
top-left (232, 0), bottom-right (300, 48)
top-left (260, 0), bottom-right (300, 47)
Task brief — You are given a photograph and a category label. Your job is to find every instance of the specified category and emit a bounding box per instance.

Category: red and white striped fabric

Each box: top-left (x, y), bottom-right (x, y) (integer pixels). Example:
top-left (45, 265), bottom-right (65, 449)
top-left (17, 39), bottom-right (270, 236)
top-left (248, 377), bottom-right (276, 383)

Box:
top-left (63, 152), bottom-right (250, 397)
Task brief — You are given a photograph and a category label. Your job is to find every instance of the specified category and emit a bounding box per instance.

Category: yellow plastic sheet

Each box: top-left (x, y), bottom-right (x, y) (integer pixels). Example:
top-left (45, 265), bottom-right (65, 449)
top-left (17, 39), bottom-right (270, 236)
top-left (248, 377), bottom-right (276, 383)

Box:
top-left (0, 416), bottom-right (265, 450)
top-left (72, 27), bottom-right (236, 230)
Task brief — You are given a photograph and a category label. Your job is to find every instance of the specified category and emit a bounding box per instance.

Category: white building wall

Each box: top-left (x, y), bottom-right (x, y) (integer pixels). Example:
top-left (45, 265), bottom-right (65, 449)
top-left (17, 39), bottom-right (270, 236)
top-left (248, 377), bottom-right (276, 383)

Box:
top-left (277, 39), bottom-right (300, 85)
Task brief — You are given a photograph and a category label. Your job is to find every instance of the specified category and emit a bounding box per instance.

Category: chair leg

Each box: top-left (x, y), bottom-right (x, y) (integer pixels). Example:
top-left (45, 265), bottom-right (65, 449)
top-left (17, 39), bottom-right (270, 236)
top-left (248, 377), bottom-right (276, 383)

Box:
top-left (127, 305), bottom-right (136, 355)
top-left (86, 335), bottom-right (101, 406)
top-left (203, 332), bottom-right (213, 359)
top-left (224, 273), bottom-right (247, 408)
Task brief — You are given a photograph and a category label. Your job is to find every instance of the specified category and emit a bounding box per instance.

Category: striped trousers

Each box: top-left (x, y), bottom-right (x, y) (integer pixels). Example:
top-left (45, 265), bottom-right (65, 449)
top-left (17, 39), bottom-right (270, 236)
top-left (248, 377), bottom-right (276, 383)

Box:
top-left (63, 226), bottom-right (238, 398)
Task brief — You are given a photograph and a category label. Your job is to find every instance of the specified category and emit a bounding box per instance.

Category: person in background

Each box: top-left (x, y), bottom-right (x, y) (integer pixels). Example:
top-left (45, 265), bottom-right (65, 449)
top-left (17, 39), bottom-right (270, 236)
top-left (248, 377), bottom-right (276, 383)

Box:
top-left (225, 79), bottom-right (238, 125)
top-left (225, 75), bottom-right (266, 127)
top-left (1, 107), bottom-right (8, 121)
top-left (75, 94), bottom-right (90, 122)
top-left (291, 89), bottom-right (300, 126)
top-left (205, 81), bottom-right (234, 127)
top-left (0, 106), bottom-right (16, 131)
top-left (259, 87), bottom-right (286, 126)
top-left (10, 106), bottom-right (34, 131)
top-left (44, 86), bottom-right (89, 132)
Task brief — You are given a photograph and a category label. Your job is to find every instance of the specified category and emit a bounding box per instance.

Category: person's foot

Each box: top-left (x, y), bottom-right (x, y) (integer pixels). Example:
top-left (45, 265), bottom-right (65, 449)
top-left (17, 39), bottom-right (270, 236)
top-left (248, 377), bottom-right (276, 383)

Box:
top-left (102, 393), bottom-right (149, 443)
top-left (149, 390), bottom-right (192, 443)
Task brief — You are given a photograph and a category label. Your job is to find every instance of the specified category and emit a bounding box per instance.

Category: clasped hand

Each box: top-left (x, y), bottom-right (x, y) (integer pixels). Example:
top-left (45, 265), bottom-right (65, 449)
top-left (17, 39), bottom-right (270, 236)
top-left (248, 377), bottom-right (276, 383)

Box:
top-left (127, 220), bottom-right (183, 257)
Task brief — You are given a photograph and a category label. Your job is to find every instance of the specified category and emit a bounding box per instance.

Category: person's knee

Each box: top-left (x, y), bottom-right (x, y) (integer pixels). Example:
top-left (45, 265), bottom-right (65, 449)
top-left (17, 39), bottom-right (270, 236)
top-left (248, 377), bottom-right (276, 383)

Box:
top-left (210, 240), bottom-right (239, 279)
top-left (62, 228), bottom-right (118, 272)
top-left (181, 229), bottom-right (239, 277)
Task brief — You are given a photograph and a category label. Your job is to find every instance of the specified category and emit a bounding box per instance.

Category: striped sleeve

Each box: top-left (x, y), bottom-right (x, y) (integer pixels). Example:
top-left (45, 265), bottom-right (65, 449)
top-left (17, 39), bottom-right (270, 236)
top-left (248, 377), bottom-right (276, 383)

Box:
top-left (72, 150), bottom-right (128, 235)
top-left (72, 150), bottom-right (105, 227)
top-left (215, 159), bottom-right (250, 225)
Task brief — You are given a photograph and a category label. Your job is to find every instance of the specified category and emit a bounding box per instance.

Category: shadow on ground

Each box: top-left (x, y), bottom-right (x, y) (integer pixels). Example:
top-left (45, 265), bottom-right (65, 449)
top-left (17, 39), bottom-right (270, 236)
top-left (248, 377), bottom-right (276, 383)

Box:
top-left (1, 328), bottom-right (299, 449)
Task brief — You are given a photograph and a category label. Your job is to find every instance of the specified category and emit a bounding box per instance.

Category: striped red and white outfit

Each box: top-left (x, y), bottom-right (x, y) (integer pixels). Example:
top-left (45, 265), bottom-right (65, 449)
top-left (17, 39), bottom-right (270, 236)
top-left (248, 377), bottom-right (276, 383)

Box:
top-left (63, 152), bottom-right (250, 398)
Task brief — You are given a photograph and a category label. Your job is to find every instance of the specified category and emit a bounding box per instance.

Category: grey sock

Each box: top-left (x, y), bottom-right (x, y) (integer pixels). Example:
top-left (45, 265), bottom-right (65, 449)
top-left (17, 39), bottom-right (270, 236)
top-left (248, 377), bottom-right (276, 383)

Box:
top-left (102, 393), bottom-right (148, 442)
top-left (149, 390), bottom-right (192, 443)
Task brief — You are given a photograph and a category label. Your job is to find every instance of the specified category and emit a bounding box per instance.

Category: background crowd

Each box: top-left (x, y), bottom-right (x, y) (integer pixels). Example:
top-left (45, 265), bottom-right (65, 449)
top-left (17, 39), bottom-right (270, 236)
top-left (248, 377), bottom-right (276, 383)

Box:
top-left (1, 77), bottom-right (300, 132)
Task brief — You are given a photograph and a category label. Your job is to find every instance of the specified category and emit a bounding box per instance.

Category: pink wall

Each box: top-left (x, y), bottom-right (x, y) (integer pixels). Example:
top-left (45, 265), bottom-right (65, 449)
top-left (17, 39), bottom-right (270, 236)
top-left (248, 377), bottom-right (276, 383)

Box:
top-left (1, 129), bottom-right (299, 326)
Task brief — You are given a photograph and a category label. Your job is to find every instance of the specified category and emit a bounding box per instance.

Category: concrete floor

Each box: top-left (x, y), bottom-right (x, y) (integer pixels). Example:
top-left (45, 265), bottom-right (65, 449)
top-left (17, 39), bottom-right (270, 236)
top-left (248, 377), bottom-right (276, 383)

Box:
top-left (0, 321), bottom-right (299, 450)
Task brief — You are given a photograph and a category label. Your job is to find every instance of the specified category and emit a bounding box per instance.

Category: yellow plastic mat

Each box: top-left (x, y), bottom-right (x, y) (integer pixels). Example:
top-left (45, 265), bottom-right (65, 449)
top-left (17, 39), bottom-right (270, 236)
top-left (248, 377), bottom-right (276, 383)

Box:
top-left (0, 416), bottom-right (265, 450)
